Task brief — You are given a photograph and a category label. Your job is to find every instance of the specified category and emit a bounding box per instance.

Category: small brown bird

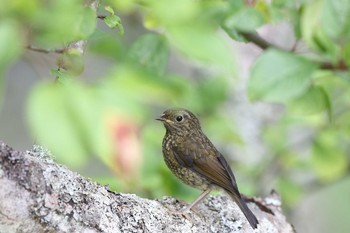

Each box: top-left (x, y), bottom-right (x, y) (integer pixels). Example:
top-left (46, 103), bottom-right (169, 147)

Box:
top-left (156, 108), bottom-right (259, 229)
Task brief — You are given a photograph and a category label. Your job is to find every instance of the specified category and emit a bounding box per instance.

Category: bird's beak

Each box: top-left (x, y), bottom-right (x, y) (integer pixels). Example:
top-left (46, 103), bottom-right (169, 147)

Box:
top-left (156, 114), bottom-right (165, 121)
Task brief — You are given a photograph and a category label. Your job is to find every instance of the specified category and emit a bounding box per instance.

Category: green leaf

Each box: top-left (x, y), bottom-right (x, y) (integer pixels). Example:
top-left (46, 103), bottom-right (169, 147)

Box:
top-left (104, 15), bottom-right (124, 34)
top-left (128, 33), bottom-right (169, 75)
top-left (222, 26), bottom-right (246, 42)
top-left (248, 49), bottom-right (317, 103)
top-left (311, 130), bottom-right (347, 182)
top-left (104, 15), bottom-right (119, 28)
top-left (76, 7), bottom-right (97, 39)
top-left (289, 85), bottom-right (331, 119)
top-left (301, 0), bottom-right (338, 57)
top-left (57, 50), bottom-right (84, 76)
top-left (321, 0), bottom-right (350, 39)
top-left (103, 5), bottom-right (122, 34)
top-left (32, 0), bottom-right (96, 47)
top-left (105, 5), bottom-right (115, 15)
top-left (169, 24), bottom-right (235, 74)
top-left (145, 0), bottom-right (197, 25)
top-left (224, 6), bottom-right (264, 32)
top-left (50, 69), bottom-right (78, 83)
top-left (88, 29), bottom-right (124, 59)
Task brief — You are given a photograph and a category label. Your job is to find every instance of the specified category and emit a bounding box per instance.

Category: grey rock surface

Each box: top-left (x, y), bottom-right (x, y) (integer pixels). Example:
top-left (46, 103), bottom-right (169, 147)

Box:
top-left (0, 141), bottom-right (294, 233)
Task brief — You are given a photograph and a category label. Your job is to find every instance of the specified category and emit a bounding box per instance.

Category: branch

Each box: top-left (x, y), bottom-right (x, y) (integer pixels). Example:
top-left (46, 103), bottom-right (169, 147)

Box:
top-left (240, 32), bottom-right (274, 50)
top-left (320, 60), bottom-right (348, 71)
top-left (26, 0), bottom-right (100, 55)
top-left (240, 31), bottom-right (348, 71)
top-left (0, 141), bottom-right (294, 232)
top-left (97, 15), bottom-right (106, 19)
top-left (26, 45), bottom-right (66, 54)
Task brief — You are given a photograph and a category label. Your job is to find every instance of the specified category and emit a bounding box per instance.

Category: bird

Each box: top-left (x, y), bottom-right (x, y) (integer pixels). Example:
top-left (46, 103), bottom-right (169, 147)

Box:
top-left (156, 108), bottom-right (259, 229)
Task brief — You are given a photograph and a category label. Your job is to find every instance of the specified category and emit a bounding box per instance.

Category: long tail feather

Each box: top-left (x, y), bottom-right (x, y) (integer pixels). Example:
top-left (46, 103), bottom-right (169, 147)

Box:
top-left (227, 191), bottom-right (259, 229)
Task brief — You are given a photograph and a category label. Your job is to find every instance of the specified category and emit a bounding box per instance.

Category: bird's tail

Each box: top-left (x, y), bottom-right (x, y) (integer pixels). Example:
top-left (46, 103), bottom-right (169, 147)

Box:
top-left (227, 191), bottom-right (259, 229)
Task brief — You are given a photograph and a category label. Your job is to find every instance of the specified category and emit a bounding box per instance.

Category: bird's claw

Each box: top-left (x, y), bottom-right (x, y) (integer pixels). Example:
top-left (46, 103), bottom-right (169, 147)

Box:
top-left (169, 208), bottom-right (195, 222)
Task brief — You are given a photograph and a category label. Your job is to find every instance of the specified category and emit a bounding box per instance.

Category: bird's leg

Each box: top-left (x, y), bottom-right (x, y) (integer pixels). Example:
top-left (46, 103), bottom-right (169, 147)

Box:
top-left (179, 189), bottom-right (211, 213)
top-left (170, 189), bottom-right (212, 221)
top-left (170, 189), bottom-right (211, 221)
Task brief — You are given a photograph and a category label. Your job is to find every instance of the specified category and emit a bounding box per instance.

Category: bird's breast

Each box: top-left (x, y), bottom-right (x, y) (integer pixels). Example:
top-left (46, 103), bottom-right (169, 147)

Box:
top-left (162, 134), bottom-right (212, 191)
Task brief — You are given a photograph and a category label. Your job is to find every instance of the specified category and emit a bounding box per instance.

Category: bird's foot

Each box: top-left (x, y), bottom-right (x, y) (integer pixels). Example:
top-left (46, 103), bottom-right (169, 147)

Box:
top-left (169, 207), bottom-right (195, 222)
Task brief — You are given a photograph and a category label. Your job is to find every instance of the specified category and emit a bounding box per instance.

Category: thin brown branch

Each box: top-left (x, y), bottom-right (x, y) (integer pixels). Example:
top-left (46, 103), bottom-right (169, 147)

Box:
top-left (320, 60), bottom-right (348, 71)
top-left (26, 45), bottom-right (66, 54)
top-left (240, 31), bottom-right (276, 50)
top-left (239, 31), bottom-right (348, 71)
top-left (241, 194), bottom-right (274, 215)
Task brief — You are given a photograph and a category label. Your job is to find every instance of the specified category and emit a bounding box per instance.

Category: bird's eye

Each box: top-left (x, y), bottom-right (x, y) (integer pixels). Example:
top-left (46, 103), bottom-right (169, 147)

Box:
top-left (175, 115), bottom-right (183, 122)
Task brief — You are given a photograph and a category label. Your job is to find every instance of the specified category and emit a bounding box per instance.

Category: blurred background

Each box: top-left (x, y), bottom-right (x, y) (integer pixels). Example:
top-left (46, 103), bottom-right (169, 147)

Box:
top-left (1, 0), bottom-right (350, 232)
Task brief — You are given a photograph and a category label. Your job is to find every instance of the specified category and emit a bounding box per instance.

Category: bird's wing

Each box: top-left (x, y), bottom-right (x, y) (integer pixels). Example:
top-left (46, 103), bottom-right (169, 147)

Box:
top-left (173, 137), bottom-right (240, 194)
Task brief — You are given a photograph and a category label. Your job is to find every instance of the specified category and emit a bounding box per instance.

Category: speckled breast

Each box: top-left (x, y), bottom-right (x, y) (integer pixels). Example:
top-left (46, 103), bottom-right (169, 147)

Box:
top-left (162, 134), bottom-right (212, 191)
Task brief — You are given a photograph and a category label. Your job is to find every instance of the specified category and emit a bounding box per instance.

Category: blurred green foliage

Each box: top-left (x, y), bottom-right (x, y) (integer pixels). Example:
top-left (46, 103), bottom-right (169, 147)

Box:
top-left (1, 0), bottom-right (350, 216)
top-left (248, 49), bottom-right (318, 102)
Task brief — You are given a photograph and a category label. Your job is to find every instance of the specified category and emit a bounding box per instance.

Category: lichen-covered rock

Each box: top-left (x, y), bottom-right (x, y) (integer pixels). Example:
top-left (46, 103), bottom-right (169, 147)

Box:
top-left (0, 141), bottom-right (294, 233)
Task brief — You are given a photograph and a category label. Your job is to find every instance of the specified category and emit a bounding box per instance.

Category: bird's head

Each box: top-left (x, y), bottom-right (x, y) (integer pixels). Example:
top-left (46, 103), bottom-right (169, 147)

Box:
top-left (156, 108), bottom-right (201, 135)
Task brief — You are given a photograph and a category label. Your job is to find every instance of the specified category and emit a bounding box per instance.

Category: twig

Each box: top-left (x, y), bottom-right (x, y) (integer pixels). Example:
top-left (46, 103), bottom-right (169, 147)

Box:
top-left (320, 60), bottom-right (348, 71)
top-left (26, 45), bottom-right (66, 54)
top-left (240, 31), bottom-right (277, 50)
top-left (239, 31), bottom-right (348, 71)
